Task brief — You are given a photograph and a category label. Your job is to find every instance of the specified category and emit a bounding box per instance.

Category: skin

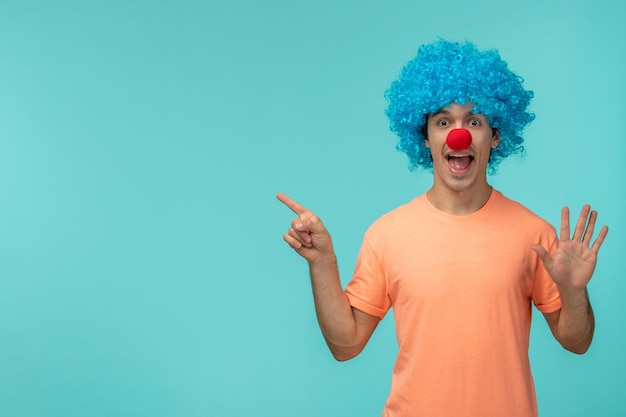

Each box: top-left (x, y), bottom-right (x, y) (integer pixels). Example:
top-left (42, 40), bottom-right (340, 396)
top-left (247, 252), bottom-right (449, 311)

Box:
top-left (534, 205), bottom-right (607, 353)
top-left (424, 103), bottom-right (499, 215)
top-left (276, 192), bottom-right (379, 361)
top-left (278, 102), bottom-right (609, 358)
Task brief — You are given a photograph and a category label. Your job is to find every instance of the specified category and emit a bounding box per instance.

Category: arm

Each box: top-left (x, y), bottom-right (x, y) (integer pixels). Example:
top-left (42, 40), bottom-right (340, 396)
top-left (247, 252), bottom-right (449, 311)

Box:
top-left (542, 292), bottom-right (594, 355)
top-left (533, 205), bottom-right (608, 354)
top-left (277, 193), bottom-right (379, 361)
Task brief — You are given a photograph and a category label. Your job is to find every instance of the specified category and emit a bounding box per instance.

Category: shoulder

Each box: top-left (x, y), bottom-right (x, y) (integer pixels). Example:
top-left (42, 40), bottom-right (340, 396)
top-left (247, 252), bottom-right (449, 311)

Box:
top-left (364, 195), bottom-right (426, 238)
top-left (491, 190), bottom-right (555, 233)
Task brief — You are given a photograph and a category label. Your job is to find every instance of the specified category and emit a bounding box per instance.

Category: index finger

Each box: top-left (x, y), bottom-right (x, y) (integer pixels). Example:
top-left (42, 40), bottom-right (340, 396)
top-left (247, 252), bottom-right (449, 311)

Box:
top-left (276, 192), bottom-right (308, 216)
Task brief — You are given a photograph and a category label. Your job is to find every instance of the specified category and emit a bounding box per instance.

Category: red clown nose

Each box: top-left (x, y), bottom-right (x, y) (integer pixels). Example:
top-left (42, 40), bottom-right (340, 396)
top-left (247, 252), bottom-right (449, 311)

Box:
top-left (446, 128), bottom-right (472, 150)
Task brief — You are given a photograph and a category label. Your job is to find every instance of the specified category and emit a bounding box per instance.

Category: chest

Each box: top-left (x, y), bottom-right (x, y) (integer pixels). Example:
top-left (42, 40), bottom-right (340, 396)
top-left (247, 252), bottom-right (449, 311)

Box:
top-left (381, 221), bottom-right (537, 306)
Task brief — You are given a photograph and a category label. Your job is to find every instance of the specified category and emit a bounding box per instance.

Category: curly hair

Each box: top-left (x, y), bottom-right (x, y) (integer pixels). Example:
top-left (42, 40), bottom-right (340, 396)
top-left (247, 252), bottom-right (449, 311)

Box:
top-left (384, 39), bottom-right (535, 173)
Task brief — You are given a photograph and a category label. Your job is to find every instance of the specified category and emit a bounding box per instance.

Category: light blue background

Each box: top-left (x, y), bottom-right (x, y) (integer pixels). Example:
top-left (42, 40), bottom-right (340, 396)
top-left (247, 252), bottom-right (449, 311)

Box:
top-left (0, 0), bottom-right (624, 416)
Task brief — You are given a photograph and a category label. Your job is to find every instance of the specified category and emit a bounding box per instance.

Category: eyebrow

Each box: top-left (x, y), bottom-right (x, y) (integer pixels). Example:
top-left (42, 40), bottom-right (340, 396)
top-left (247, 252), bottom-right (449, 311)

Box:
top-left (430, 108), bottom-right (485, 118)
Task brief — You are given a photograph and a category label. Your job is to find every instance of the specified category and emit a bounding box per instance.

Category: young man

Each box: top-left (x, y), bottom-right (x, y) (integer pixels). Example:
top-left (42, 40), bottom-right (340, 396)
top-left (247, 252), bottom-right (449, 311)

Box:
top-left (277, 40), bottom-right (608, 417)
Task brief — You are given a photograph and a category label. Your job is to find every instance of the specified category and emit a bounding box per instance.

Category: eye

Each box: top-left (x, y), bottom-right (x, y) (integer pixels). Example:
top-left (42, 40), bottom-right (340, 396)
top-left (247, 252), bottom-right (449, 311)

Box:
top-left (468, 118), bottom-right (482, 127)
top-left (436, 119), bottom-right (449, 127)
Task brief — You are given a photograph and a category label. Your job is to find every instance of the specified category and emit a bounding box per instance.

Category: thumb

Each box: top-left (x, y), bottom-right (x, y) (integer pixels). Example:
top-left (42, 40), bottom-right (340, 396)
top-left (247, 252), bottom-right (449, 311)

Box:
top-left (531, 244), bottom-right (552, 268)
top-left (294, 213), bottom-right (333, 254)
top-left (296, 212), bottom-right (327, 235)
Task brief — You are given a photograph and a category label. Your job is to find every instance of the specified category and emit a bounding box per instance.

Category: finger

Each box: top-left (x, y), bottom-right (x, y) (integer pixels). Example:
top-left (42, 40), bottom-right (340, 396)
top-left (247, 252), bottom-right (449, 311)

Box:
top-left (559, 206), bottom-right (571, 241)
top-left (287, 223), bottom-right (313, 247)
top-left (581, 209), bottom-right (598, 245)
top-left (276, 193), bottom-right (308, 216)
top-left (292, 210), bottom-right (327, 236)
top-left (572, 205), bottom-right (591, 242)
top-left (532, 244), bottom-right (552, 269)
top-left (283, 232), bottom-right (303, 249)
top-left (284, 229), bottom-right (314, 249)
top-left (590, 225), bottom-right (609, 253)
top-left (291, 216), bottom-right (308, 234)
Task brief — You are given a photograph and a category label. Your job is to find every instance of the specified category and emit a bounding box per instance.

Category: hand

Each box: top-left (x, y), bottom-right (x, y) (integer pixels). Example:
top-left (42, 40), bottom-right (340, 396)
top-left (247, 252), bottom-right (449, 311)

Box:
top-left (277, 193), bottom-right (334, 263)
top-left (532, 205), bottom-right (609, 291)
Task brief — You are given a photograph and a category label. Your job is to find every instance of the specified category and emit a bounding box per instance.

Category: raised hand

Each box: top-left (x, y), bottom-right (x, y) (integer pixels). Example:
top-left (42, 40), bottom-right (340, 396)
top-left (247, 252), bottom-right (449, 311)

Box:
top-left (532, 205), bottom-right (609, 291)
top-left (277, 193), bottom-right (335, 263)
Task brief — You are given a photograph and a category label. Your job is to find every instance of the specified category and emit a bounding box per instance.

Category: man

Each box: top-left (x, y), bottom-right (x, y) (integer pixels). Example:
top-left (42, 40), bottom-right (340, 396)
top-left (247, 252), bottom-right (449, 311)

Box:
top-left (277, 40), bottom-right (608, 416)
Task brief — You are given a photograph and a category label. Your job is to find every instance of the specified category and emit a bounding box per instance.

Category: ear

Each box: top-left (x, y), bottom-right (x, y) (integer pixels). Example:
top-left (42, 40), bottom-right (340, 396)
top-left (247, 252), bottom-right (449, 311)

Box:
top-left (422, 127), bottom-right (431, 149)
top-left (491, 130), bottom-right (500, 149)
top-left (420, 121), bottom-right (430, 148)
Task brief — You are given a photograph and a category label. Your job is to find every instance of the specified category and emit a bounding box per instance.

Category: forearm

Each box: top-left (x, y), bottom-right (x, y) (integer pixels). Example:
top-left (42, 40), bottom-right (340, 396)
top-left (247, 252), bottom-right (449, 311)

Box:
top-left (277, 193), bottom-right (373, 360)
top-left (308, 254), bottom-right (363, 360)
top-left (555, 287), bottom-right (595, 354)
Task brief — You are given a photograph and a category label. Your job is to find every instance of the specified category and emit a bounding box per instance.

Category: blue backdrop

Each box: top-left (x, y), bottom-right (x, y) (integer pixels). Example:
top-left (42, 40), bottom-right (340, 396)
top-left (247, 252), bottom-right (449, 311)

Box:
top-left (0, 0), bottom-right (624, 416)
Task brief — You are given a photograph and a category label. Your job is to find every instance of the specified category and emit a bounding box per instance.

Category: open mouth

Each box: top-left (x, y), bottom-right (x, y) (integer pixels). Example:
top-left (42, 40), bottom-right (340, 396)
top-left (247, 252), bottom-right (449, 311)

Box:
top-left (446, 154), bottom-right (474, 173)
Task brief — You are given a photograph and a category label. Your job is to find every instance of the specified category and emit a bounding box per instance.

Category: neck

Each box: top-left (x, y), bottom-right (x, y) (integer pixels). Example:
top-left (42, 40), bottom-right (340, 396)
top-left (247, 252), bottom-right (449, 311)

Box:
top-left (426, 182), bottom-right (493, 216)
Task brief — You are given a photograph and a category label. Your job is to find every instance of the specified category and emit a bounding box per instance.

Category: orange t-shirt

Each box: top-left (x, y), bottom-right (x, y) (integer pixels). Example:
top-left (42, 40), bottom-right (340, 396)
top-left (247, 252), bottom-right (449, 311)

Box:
top-left (345, 190), bottom-right (562, 417)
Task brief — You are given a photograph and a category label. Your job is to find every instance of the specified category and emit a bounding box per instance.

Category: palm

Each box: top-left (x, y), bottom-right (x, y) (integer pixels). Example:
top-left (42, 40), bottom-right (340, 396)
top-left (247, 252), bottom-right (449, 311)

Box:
top-left (546, 240), bottom-right (598, 290)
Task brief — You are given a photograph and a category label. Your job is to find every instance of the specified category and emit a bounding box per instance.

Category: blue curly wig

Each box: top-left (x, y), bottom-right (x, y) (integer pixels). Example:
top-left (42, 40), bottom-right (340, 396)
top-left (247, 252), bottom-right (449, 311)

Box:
top-left (385, 39), bottom-right (535, 173)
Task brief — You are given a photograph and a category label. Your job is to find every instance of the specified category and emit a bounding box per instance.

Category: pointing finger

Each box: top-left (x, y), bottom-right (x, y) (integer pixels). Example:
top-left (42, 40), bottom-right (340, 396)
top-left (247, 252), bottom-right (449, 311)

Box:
top-left (276, 193), bottom-right (308, 216)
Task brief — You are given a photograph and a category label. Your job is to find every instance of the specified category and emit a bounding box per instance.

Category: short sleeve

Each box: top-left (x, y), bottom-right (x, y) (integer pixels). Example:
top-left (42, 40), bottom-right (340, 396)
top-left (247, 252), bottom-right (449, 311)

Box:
top-left (345, 236), bottom-right (391, 319)
top-left (532, 236), bottom-right (562, 313)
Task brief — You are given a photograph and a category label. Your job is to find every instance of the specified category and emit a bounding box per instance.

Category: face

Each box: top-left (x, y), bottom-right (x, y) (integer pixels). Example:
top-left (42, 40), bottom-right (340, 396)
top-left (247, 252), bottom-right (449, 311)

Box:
top-left (424, 102), bottom-right (499, 194)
